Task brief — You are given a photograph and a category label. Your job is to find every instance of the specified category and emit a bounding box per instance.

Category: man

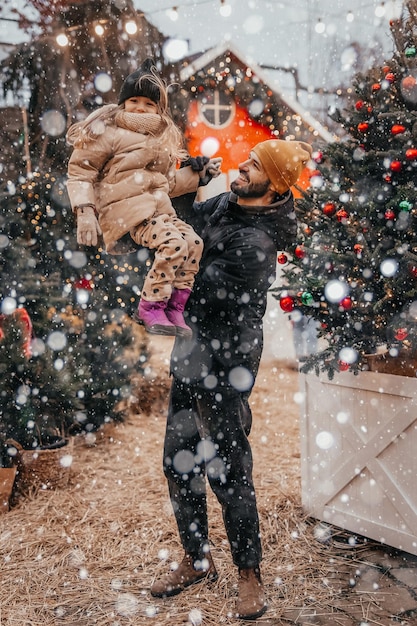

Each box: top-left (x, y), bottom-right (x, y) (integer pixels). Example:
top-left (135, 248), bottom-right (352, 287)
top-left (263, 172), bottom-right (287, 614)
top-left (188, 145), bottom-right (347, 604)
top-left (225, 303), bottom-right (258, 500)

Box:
top-left (150, 139), bottom-right (312, 620)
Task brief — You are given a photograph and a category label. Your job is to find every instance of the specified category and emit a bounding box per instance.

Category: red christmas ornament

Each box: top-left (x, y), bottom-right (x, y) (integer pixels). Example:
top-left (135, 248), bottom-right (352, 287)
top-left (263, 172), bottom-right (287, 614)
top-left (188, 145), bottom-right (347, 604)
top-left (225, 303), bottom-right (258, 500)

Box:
top-left (336, 209), bottom-right (349, 222)
top-left (279, 296), bottom-right (295, 312)
top-left (74, 277), bottom-right (94, 290)
top-left (385, 72), bottom-right (395, 83)
top-left (394, 328), bottom-right (408, 341)
top-left (294, 245), bottom-right (306, 259)
top-left (391, 124), bottom-right (406, 135)
top-left (358, 122), bottom-right (369, 133)
top-left (338, 360), bottom-right (350, 371)
top-left (385, 209), bottom-right (396, 220)
top-left (402, 75), bottom-right (417, 90)
top-left (313, 150), bottom-right (323, 163)
top-left (322, 202), bottom-right (336, 216)
top-left (277, 253), bottom-right (288, 265)
top-left (390, 160), bottom-right (402, 172)
top-left (355, 100), bottom-right (364, 110)
top-left (354, 244), bottom-right (363, 256)
top-left (383, 174), bottom-right (392, 183)
top-left (371, 83), bottom-right (381, 92)
top-left (406, 148), bottom-right (417, 160)
top-left (0, 308), bottom-right (33, 358)
top-left (340, 296), bottom-right (352, 310)
top-left (382, 65), bottom-right (390, 74)
top-left (409, 265), bottom-right (417, 278)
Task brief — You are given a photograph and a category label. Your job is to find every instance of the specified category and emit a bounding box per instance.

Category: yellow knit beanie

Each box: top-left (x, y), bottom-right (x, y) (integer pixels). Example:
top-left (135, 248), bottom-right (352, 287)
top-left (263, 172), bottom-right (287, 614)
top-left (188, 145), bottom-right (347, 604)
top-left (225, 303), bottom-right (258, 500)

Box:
top-left (252, 139), bottom-right (312, 194)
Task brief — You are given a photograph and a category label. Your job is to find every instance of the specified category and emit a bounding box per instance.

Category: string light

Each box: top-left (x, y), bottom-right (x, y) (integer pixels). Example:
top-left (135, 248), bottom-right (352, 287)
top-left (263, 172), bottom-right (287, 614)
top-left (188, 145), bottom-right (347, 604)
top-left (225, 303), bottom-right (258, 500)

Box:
top-left (315, 18), bottom-right (325, 34)
top-left (0, 1), bottom-right (401, 33)
top-left (167, 7), bottom-right (179, 21)
top-left (219, 0), bottom-right (232, 17)
top-left (124, 20), bottom-right (138, 35)
top-left (56, 33), bottom-right (69, 47)
top-left (375, 2), bottom-right (386, 18)
top-left (94, 23), bottom-right (105, 36)
top-left (374, 0), bottom-right (401, 20)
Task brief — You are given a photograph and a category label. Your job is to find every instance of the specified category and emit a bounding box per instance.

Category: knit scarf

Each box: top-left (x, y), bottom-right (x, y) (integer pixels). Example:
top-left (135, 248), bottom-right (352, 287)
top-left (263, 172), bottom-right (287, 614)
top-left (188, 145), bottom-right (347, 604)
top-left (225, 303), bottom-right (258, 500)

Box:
top-left (115, 111), bottom-right (164, 136)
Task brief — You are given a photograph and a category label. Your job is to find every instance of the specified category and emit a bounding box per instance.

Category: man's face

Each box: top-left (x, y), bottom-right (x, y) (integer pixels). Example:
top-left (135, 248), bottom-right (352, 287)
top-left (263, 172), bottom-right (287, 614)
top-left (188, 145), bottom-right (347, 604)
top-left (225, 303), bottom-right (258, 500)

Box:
top-left (230, 151), bottom-right (271, 198)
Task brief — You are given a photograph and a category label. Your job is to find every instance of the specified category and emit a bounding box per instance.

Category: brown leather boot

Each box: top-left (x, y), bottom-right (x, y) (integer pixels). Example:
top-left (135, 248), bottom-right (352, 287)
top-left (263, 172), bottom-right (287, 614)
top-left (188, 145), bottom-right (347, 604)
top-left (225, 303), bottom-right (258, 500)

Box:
top-left (236, 567), bottom-right (267, 620)
top-left (150, 552), bottom-right (218, 598)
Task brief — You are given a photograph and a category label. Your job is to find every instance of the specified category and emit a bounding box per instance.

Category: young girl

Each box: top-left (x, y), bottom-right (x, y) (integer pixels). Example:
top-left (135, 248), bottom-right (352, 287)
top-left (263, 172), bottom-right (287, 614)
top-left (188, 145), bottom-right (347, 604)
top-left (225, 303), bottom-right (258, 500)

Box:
top-left (66, 58), bottom-right (221, 338)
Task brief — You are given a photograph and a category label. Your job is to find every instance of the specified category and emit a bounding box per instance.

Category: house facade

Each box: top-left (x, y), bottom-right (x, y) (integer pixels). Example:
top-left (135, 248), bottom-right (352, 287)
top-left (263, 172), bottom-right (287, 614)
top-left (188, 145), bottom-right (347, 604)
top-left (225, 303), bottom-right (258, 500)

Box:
top-left (174, 42), bottom-right (335, 197)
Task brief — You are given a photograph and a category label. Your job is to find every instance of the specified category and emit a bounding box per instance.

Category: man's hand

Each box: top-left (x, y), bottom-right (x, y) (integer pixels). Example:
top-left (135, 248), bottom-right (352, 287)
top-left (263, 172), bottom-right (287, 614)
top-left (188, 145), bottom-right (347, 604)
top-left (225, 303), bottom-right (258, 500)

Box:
top-left (76, 205), bottom-right (102, 246)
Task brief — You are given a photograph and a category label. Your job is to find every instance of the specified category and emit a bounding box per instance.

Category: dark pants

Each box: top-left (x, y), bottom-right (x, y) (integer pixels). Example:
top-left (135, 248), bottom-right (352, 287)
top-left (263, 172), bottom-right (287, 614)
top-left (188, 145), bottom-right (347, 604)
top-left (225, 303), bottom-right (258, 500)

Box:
top-left (162, 378), bottom-right (262, 569)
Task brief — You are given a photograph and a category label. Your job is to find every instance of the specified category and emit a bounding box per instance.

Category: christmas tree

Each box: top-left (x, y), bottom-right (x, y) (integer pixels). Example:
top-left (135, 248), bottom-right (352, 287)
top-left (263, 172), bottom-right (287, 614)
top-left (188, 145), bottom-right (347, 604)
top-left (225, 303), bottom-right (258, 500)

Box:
top-left (0, 1), bottom-right (165, 465)
top-left (272, 1), bottom-right (417, 378)
top-left (0, 0), bottom-right (166, 178)
top-left (0, 158), bottom-right (148, 466)
top-left (0, 308), bottom-right (78, 465)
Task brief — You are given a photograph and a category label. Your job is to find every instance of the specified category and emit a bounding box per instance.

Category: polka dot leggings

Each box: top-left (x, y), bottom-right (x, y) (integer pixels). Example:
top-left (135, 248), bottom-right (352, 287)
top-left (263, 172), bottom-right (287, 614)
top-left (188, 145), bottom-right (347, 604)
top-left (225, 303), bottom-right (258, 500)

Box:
top-left (131, 213), bottom-right (203, 301)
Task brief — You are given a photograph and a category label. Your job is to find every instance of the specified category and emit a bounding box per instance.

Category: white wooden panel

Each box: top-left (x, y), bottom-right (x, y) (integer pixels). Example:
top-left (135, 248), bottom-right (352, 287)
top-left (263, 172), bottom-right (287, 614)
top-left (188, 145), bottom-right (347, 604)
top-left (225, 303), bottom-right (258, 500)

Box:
top-left (300, 371), bottom-right (417, 555)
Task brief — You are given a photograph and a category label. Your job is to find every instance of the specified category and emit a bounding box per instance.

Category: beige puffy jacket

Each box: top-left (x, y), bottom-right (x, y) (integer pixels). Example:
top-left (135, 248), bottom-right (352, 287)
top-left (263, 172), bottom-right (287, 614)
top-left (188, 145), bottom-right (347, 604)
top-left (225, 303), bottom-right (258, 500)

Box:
top-left (66, 111), bottom-right (200, 254)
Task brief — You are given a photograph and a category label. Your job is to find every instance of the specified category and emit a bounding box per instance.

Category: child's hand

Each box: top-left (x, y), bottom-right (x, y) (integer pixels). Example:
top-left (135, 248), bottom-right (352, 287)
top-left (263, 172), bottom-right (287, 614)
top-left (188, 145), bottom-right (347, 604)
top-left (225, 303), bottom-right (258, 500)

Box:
top-left (206, 157), bottom-right (222, 178)
top-left (186, 155), bottom-right (209, 171)
top-left (199, 157), bottom-right (223, 186)
top-left (76, 205), bottom-right (102, 246)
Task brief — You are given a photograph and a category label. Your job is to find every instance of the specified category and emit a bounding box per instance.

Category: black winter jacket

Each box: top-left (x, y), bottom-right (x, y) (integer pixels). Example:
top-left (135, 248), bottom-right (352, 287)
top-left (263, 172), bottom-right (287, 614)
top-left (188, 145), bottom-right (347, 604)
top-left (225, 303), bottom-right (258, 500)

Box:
top-left (171, 191), bottom-right (297, 392)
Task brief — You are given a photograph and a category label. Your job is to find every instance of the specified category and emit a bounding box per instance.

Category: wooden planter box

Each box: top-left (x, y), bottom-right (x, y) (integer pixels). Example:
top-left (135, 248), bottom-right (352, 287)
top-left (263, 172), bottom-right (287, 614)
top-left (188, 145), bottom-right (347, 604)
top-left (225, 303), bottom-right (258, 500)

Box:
top-left (0, 467), bottom-right (17, 514)
top-left (300, 371), bottom-right (417, 556)
top-left (7, 437), bottom-right (74, 495)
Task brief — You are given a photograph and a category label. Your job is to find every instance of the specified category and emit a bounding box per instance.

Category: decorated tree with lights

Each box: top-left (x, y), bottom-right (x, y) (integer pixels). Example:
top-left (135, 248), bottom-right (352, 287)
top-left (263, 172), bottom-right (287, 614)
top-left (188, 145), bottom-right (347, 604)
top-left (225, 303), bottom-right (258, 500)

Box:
top-left (272, 1), bottom-right (417, 378)
top-left (0, 0), bottom-right (165, 463)
top-left (0, 157), bottom-right (148, 466)
top-left (1, 0), bottom-right (166, 178)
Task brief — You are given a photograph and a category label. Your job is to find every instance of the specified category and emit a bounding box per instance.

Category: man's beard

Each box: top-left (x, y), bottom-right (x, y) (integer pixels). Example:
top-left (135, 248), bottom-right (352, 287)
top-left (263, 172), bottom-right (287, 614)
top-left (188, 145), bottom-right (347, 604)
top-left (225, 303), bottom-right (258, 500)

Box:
top-left (230, 178), bottom-right (270, 198)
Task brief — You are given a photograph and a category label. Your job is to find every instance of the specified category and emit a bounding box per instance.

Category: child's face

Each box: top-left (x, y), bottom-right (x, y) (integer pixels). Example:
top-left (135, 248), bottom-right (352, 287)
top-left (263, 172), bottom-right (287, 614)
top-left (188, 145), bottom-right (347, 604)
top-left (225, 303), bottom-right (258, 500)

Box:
top-left (124, 96), bottom-right (158, 114)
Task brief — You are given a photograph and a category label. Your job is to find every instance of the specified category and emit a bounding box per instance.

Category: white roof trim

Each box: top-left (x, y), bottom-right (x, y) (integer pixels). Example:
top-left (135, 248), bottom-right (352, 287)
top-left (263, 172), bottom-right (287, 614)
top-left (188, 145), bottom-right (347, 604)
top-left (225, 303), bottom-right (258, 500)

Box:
top-left (180, 41), bottom-right (335, 144)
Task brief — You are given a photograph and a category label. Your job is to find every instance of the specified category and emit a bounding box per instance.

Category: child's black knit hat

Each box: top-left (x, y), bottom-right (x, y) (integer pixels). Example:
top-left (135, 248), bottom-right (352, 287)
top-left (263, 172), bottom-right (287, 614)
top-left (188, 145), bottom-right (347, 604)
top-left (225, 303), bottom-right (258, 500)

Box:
top-left (118, 58), bottom-right (160, 105)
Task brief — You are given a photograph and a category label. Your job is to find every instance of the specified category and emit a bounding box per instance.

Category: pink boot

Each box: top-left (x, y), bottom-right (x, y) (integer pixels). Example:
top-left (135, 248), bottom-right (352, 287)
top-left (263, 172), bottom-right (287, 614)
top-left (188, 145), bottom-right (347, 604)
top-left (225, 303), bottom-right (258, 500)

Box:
top-left (166, 288), bottom-right (192, 338)
top-left (135, 299), bottom-right (176, 336)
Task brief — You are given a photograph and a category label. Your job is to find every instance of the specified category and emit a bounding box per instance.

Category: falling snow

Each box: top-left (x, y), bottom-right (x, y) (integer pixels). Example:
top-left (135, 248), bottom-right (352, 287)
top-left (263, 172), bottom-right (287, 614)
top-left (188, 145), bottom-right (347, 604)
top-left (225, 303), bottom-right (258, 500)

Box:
top-left (0, 1), bottom-right (417, 624)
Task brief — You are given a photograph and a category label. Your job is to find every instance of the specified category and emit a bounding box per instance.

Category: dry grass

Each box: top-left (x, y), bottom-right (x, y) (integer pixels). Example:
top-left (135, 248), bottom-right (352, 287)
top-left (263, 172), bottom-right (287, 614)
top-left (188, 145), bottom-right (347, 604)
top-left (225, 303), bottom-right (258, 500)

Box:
top-left (0, 335), bottom-right (411, 625)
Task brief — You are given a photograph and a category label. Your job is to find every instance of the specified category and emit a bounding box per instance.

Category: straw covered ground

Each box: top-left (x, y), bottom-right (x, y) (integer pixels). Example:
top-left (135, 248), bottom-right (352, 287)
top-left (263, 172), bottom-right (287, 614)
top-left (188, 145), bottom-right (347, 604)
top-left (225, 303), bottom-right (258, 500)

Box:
top-left (0, 332), bottom-right (413, 625)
